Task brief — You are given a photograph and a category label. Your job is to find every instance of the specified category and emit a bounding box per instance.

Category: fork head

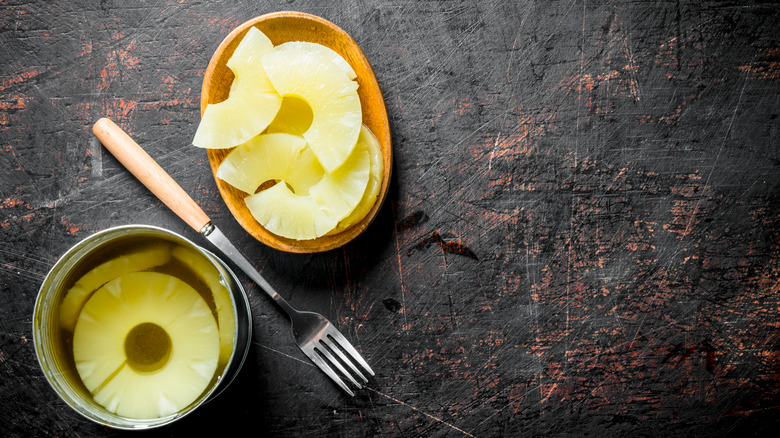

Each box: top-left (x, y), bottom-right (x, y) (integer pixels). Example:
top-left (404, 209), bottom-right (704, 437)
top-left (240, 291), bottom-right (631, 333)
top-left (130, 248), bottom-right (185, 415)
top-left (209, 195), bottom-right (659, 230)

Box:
top-left (291, 311), bottom-right (374, 396)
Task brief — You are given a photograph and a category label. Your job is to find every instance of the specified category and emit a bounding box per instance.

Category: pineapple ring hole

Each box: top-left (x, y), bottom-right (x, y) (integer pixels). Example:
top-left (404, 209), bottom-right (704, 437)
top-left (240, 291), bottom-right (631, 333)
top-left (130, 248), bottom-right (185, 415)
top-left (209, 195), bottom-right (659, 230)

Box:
top-left (254, 180), bottom-right (298, 195)
top-left (124, 322), bottom-right (172, 374)
top-left (255, 179), bottom-right (277, 194)
top-left (268, 95), bottom-right (314, 137)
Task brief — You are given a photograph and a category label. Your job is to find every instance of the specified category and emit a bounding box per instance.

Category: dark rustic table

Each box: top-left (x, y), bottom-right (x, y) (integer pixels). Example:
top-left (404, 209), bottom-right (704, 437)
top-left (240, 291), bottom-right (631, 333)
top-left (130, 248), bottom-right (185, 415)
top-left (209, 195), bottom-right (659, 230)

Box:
top-left (2, 1), bottom-right (779, 436)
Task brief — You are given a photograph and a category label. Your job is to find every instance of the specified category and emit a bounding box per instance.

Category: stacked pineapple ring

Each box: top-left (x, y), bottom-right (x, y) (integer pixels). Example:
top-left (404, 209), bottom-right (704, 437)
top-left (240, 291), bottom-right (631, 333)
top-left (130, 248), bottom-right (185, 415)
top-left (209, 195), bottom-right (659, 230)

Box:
top-left (61, 243), bottom-right (236, 420)
top-left (73, 272), bottom-right (220, 419)
top-left (193, 27), bottom-right (384, 241)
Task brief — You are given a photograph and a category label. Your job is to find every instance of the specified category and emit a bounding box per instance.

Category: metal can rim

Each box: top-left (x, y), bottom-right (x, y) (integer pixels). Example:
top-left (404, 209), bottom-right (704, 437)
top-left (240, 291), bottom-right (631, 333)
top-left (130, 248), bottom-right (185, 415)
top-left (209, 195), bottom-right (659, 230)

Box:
top-left (33, 224), bottom-right (252, 430)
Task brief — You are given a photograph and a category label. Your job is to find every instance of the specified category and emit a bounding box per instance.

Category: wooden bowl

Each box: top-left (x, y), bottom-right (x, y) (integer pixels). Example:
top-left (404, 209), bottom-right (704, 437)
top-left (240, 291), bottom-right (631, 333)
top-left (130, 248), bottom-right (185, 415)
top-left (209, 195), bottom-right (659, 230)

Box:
top-left (201, 11), bottom-right (392, 253)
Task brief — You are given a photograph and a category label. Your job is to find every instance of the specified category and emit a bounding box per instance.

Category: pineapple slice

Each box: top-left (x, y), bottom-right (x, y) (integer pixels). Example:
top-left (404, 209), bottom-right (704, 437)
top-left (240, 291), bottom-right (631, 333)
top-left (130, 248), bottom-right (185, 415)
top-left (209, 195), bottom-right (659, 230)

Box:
top-left (308, 145), bottom-right (371, 221)
top-left (216, 133), bottom-right (324, 195)
top-left (193, 27), bottom-right (282, 149)
top-left (59, 244), bottom-right (171, 331)
top-left (171, 246), bottom-right (235, 367)
top-left (261, 47), bottom-right (361, 172)
top-left (245, 140), bottom-right (371, 240)
top-left (226, 27), bottom-right (273, 73)
top-left (274, 41), bottom-right (357, 80)
top-left (329, 124), bottom-right (384, 234)
top-left (246, 182), bottom-right (338, 240)
top-left (73, 272), bottom-right (219, 419)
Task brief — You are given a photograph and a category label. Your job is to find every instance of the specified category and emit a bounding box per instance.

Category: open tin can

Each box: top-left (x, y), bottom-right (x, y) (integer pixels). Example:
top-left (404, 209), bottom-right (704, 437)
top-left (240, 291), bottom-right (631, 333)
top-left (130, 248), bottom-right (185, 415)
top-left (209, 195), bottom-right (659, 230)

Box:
top-left (33, 225), bottom-right (252, 429)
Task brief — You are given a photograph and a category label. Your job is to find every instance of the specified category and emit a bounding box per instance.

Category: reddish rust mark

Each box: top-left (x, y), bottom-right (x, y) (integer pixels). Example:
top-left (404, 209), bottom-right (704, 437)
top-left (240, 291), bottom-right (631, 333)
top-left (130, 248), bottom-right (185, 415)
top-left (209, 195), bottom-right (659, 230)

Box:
top-left (97, 38), bottom-right (142, 92)
top-left (60, 217), bottom-right (82, 236)
top-left (738, 48), bottom-right (780, 80)
top-left (455, 98), bottom-right (470, 116)
top-left (472, 109), bottom-right (556, 166)
top-left (0, 96), bottom-right (27, 126)
top-left (0, 68), bottom-right (43, 92)
top-left (1, 197), bottom-right (24, 209)
top-left (661, 341), bottom-right (718, 373)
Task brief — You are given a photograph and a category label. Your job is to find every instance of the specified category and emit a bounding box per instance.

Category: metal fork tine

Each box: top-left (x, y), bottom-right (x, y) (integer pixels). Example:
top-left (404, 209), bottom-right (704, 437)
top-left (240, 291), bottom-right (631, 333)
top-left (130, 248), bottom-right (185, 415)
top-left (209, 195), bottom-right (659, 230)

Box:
top-left (322, 336), bottom-right (367, 383)
top-left (324, 333), bottom-right (368, 383)
top-left (301, 346), bottom-right (354, 397)
top-left (327, 328), bottom-right (375, 376)
top-left (317, 340), bottom-right (362, 389)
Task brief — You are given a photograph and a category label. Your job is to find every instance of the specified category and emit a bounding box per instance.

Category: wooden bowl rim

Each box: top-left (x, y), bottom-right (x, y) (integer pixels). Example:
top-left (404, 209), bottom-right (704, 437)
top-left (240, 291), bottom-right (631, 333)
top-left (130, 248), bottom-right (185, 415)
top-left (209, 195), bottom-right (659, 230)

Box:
top-left (200, 11), bottom-right (392, 253)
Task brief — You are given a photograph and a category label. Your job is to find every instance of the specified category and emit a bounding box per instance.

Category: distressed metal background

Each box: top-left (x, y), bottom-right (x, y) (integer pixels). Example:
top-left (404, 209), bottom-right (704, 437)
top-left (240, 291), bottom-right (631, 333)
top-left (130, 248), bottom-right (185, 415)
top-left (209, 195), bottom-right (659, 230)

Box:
top-left (1, 1), bottom-right (779, 436)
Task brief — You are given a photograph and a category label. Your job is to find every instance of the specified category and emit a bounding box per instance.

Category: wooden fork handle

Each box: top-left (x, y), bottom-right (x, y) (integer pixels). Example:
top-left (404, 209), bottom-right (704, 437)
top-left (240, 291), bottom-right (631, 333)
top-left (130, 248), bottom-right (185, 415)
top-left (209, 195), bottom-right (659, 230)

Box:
top-left (92, 117), bottom-right (211, 233)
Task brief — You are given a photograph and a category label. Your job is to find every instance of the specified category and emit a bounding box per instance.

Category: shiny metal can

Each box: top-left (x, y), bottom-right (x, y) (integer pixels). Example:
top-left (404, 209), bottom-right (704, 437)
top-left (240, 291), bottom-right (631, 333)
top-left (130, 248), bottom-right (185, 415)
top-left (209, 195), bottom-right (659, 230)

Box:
top-left (33, 225), bottom-right (252, 429)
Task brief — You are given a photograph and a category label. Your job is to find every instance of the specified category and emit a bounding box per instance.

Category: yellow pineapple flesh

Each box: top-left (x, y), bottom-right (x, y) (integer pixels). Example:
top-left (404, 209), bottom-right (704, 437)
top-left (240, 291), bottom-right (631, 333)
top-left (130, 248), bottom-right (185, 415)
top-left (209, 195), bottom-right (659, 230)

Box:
top-left (216, 133), bottom-right (324, 195)
top-left (73, 272), bottom-right (219, 419)
top-left (328, 124), bottom-right (384, 234)
top-left (59, 244), bottom-right (171, 331)
top-left (273, 41), bottom-right (357, 80)
top-left (265, 96), bottom-right (314, 136)
top-left (193, 27), bottom-right (282, 149)
top-left (261, 48), bottom-right (361, 172)
top-left (191, 29), bottom-right (383, 243)
top-left (246, 182), bottom-right (337, 240)
top-left (245, 140), bottom-right (370, 240)
top-left (309, 143), bottom-right (370, 221)
top-left (171, 246), bottom-right (236, 368)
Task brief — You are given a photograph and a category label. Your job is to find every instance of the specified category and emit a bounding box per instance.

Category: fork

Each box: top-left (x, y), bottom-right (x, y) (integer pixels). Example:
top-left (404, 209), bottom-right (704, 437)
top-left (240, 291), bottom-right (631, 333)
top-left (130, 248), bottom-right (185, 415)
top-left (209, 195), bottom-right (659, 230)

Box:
top-left (92, 117), bottom-right (374, 396)
top-left (202, 222), bottom-right (375, 396)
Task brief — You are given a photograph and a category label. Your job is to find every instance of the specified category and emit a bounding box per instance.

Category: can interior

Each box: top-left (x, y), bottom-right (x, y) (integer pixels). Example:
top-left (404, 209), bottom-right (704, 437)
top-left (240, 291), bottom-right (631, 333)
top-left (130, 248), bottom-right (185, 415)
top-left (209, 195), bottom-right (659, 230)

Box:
top-left (33, 225), bottom-right (251, 429)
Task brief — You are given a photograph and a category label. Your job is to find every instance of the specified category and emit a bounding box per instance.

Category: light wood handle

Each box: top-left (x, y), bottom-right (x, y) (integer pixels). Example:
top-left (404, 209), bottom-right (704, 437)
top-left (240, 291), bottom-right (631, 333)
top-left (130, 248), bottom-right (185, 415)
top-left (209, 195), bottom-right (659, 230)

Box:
top-left (92, 117), bottom-right (211, 232)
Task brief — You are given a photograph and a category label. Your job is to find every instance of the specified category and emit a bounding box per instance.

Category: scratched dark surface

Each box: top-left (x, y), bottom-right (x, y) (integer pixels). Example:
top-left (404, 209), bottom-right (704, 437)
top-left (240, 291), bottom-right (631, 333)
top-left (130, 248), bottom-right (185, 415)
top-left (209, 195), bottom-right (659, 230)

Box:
top-left (1, 0), bottom-right (779, 436)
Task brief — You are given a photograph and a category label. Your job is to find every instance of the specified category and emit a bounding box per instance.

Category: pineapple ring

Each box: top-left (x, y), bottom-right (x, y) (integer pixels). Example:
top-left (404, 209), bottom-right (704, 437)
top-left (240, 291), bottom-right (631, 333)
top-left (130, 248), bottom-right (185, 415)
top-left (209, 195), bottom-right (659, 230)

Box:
top-left (171, 246), bottom-right (236, 367)
top-left (261, 47), bottom-right (361, 173)
top-left (245, 140), bottom-right (371, 240)
top-left (193, 27), bottom-right (282, 149)
top-left (328, 124), bottom-right (385, 234)
top-left (73, 272), bottom-right (219, 419)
